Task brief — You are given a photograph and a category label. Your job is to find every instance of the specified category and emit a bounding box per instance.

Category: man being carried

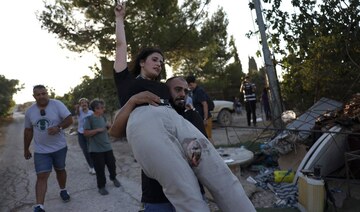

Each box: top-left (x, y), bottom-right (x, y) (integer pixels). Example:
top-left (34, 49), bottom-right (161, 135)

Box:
top-left (140, 76), bottom-right (207, 211)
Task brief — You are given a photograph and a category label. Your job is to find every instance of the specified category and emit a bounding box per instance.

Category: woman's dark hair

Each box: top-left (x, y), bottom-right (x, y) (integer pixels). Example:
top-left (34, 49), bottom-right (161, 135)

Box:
top-left (185, 75), bottom-right (196, 84)
top-left (131, 47), bottom-right (164, 81)
top-left (89, 98), bottom-right (105, 111)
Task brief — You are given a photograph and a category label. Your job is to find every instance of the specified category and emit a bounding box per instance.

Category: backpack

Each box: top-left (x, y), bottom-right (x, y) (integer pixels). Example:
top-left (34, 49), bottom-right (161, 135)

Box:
top-left (206, 93), bottom-right (215, 111)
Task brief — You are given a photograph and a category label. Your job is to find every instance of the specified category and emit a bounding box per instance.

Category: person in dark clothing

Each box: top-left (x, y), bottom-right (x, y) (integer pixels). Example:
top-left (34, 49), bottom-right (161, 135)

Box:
top-left (240, 75), bottom-right (257, 126)
top-left (186, 75), bottom-right (213, 139)
top-left (233, 96), bottom-right (242, 115)
top-left (261, 87), bottom-right (271, 121)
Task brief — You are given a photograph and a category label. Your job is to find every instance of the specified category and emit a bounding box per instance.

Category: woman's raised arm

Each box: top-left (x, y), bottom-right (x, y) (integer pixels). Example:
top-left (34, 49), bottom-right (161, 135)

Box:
top-left (113, 3), bottom-right (127, 73)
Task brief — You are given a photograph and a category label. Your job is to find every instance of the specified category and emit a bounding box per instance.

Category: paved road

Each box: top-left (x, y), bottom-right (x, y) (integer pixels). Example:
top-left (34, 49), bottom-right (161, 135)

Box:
top-left (0, 113), bottom-right (142, 212)
top-left (0, 111), bottom-right (268, 212)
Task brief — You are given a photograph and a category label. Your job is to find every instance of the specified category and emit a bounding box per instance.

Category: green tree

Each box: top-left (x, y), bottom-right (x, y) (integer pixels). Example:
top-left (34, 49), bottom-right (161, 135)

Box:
top-left (220, 36), bottom-right (244, 100)
top-left (178, 8), bottom-right (231, 79)
top-left (248, 56), bottom-right (258, 75)
top-left (39, 0), bottom-right (236, 109)
top-left (57, 65), bottom-right (119, 117)
top-left (259, 0), bottom-right (360, 111)
top-left (38, 0), bottom-right (230, 79)
top-left (0, 75), bottom-right (22, 117)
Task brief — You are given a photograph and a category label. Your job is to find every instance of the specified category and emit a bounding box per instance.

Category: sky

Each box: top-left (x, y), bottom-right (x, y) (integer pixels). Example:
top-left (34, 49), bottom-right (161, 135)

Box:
top-left (1, 0), bottom-right (264, 104)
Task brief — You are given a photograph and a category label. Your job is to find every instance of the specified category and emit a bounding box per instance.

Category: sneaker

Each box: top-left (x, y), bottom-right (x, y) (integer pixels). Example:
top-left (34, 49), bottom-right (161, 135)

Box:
top-left (60, 190), bottom-right (70, 202)
top-left (89, 167), bottom-right (96, 175)
top-left (34, 206), bottom-right (45, 212)
top-left (98, 187), bottom-right (109, 195)
top-left (111, 178), bottom-right (121, 187)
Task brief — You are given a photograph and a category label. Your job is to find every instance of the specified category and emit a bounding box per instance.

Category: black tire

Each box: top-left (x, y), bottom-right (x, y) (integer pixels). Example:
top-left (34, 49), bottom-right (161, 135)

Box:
top-left (217, 109), bottom-right (233, 126)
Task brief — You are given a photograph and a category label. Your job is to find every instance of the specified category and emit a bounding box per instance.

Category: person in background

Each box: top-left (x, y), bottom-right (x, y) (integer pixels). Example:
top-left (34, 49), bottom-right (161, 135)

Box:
top-left (185, 94), bottom-right (194, 111)
top-left (186, 75), bottom-right (213, 139)
top-left (24, 85), bottom-right (73, 212)
top-left (233, 96), bottom-right (242, 115)
top-left (75, 97), bottom-right (95, 175)
top-left (261, 87), bottom-right (271, 121)
top-left (240, 75), bottom-right (257, 126)
top-left (83, 99), bottom-right (121, 195)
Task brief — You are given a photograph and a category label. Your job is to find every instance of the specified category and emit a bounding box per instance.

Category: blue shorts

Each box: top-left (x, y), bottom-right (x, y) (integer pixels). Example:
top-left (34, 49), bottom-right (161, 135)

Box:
top-left (34, 147), bottom-right (67, 174)
top-left (144, 203), bottom-right (175, 212)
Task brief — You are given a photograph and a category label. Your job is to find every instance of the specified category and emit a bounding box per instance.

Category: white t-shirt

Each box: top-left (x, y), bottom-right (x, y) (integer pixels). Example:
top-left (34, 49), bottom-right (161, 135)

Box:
top-left (77, 107), bottom-right (93, 134)
top-left (24, 99), bottom-right (71, 153)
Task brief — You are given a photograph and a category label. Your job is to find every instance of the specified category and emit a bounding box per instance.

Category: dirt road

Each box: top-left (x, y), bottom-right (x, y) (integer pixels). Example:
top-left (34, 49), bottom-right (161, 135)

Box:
top-left (0, 111), bottom-right (274, 211)
top-left (0, 112), bottom-right (141, 212)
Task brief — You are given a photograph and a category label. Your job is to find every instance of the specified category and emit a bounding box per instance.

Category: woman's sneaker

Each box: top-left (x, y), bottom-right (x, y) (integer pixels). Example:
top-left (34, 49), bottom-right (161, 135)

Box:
top-left (60, 190), bottom-right (70, 202)
top-left (89, 167), bottom-right (96, 175)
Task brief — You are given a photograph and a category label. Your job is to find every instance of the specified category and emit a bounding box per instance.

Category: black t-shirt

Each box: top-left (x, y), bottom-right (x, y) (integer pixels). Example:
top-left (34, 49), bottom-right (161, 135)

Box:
top-left (192, 86), bottom-right (212, 119)
top-left (114, 68), bottom-right (170, 107)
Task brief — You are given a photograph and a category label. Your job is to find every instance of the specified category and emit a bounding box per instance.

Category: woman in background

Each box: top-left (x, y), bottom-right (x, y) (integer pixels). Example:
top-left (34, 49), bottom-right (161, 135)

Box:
top-left (76, 98), bottom-right (95, 174)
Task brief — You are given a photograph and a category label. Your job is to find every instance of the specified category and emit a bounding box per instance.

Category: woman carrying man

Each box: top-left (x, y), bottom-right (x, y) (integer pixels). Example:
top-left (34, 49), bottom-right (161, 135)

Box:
top-left (110, 3), bottom-right (255, 212)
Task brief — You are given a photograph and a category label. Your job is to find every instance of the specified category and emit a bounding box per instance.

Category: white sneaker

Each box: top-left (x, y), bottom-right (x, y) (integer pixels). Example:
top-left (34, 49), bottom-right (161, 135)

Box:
top-left (89, 168), bottom-right (96, 175)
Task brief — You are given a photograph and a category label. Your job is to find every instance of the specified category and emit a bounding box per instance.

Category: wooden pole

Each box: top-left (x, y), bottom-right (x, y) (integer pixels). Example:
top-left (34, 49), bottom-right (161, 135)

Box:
top-left (253, 0), bottom-right (284, 129)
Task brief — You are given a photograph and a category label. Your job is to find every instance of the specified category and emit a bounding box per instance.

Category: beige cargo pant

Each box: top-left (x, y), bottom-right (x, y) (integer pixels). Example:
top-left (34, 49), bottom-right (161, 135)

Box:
top-left (127, 105), bottom-right (255, 212)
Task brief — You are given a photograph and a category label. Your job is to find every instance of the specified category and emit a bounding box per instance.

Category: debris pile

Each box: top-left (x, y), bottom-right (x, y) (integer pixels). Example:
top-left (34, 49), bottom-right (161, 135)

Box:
top-left (342, 93), bottom-right (360, 121)
top-left (316, 93), bottom-right (360, 128)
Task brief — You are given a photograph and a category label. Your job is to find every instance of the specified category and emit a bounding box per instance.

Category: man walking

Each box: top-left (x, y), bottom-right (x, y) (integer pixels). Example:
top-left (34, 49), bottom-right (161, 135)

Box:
top-left (24, 85), bottom-right (73, 212)
top-left (240, 75), bottom-right (257, 126)
top-left (186, 75), bottom-right (213, 139)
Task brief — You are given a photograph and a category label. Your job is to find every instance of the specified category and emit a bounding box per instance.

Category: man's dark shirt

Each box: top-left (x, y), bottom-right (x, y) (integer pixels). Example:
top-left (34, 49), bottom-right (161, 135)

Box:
top-left (192, 86), bottom-right (212, 119)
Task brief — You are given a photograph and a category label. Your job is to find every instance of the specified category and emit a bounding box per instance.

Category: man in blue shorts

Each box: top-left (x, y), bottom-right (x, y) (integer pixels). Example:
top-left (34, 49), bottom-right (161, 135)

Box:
top-left (24, 85), bottom-right (73, 212)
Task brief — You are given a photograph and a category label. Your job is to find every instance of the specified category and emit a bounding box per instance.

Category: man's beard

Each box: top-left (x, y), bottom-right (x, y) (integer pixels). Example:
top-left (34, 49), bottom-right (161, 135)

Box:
top-left (171, 98), bottom-right (185, 112)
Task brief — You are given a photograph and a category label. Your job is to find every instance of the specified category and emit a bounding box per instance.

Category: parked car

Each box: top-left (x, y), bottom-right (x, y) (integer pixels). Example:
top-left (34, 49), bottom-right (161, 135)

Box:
top-left (211, 100), bottom-right (234, 126)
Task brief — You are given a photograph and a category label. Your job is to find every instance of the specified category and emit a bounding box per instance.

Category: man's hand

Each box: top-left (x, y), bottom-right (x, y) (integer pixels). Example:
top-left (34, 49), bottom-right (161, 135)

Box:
top-left (24, 149), bottom-right (32, 160)
top-left (48, 126), bottom-right (60, 135)
top-left (97, 128), bottom-right (107, 133)
top-left (203, 118), bottom-right (209, 126)
top-left (129, 91), bottom-right (161, 107)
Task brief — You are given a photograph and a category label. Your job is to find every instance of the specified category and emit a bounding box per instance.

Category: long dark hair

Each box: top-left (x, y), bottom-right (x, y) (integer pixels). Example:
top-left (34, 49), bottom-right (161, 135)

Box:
top-left (131, 47), bottom-right (164, 81)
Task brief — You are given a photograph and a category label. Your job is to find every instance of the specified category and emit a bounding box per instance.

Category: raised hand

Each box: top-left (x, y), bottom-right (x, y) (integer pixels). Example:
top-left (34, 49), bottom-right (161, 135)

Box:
top-left (114, 2), bottom-right (126, 19)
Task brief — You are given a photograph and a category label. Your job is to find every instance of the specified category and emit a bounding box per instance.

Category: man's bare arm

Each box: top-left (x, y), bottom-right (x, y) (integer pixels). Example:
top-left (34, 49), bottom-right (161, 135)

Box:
top-left (24, 128), bottom-right (33, 160)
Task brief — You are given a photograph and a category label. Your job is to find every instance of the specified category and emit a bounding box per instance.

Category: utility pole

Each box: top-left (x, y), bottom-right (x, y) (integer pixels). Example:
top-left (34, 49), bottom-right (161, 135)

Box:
top-left (253, 0), bottom-right (284, 129)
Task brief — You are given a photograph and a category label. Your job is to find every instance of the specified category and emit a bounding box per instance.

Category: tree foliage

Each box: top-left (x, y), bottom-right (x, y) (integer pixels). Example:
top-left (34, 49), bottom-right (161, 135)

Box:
top-left (38, 0), bottom-right (231, 78)
top-left (260, 0), bottom-right (360, 111)
top-left (0, 75), bottom-right (22, 117)
top-left (57, 66), bottom-right (119, 118)
top-left (38, 0), bottom-right (246, 105)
